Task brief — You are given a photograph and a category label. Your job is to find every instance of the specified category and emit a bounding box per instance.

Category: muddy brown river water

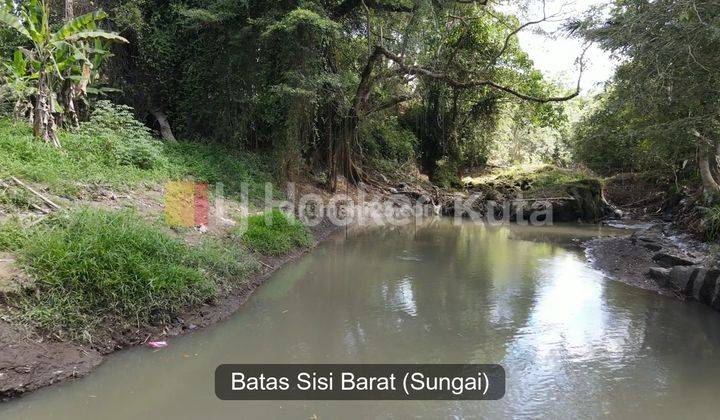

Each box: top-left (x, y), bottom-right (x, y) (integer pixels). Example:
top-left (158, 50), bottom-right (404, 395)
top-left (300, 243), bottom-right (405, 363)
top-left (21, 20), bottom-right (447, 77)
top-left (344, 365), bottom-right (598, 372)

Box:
top-left (2, 219), bottom-right (720, 419)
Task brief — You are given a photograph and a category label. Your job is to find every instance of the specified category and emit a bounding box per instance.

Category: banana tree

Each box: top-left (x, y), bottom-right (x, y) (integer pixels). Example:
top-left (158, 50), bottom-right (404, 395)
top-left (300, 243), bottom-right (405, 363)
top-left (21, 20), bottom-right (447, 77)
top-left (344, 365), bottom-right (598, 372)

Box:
top-left (1, 50), bottom-right (36, 122)
top-left (0, 0), bottom-right (127, 147)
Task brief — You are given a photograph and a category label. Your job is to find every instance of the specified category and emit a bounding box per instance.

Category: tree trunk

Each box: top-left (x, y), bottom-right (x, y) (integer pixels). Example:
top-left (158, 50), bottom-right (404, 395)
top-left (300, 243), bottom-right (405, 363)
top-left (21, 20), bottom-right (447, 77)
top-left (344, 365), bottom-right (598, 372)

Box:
top-left (151, 110), bottom-right (178, 143)
top-left (330, 47), bottom-right (384, 186)
top-left (699, 143), bottom-right (720, 204)
top-left (34, 71), bottom-right (61, 148)
top-left (64, 0), bottom-right (74, 20)
top-left (61, 80), bottom-right (80, 129)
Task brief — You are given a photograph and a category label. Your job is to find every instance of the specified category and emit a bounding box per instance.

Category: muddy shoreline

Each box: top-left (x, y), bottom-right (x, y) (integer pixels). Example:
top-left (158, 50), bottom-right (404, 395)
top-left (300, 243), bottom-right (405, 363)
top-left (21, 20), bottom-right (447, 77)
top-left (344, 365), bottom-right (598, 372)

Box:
top-left (584, 220), bottom-right (712, 299)
top-left (0, 219), bottom-right (341, 401)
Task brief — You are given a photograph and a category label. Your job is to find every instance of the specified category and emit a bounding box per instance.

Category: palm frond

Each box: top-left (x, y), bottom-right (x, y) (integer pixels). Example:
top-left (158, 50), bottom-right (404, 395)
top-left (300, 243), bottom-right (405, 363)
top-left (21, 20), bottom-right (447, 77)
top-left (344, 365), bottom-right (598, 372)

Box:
top-left (51, 11), bottom-right (108, 43)
top-left (0, 7), bottom-right (32, 40)
top-left (64, 30), bottom-right (128, 44)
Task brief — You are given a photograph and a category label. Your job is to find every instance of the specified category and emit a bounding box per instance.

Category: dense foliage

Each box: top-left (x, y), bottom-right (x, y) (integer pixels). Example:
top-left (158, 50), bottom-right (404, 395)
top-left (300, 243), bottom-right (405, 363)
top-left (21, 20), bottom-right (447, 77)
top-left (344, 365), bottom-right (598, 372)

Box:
top-left (90, 0), bottom-right (575, 185)
top-left (571, 0), bottom-right (719, 199)
top-left (0, 0), bottom-right (126, 145)
top-left (0, 117), bottom-right (274, 201)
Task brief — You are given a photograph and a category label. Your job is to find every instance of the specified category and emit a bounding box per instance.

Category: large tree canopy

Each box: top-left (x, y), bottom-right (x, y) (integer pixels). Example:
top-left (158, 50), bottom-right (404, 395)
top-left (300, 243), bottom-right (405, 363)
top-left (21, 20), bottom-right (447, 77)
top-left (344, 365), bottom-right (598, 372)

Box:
top-left (93, 0), bottom-right (582, 185)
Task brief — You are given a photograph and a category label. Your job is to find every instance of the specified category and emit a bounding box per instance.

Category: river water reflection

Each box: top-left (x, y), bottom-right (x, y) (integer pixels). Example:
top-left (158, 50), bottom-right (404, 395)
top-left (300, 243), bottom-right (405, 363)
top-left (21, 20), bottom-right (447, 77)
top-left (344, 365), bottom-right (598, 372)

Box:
top-left (2, 219), bottom-right (720, 419)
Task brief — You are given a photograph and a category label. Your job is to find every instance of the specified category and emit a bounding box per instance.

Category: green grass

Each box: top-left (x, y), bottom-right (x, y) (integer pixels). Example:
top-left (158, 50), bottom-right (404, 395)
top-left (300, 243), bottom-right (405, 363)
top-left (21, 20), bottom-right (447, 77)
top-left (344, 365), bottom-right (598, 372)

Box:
top-left (10, 208), bottom-right (256, 337)
top-left (234, 209), bottom-right (313, 256)
top-left (464, 164), bottom-right (598, 191)
top-left (0, 118), bottom-right (275, 202)
top-left (0, 186), bottom-right (34, 210)
top-left (0, 217), bottom-right (27, 251)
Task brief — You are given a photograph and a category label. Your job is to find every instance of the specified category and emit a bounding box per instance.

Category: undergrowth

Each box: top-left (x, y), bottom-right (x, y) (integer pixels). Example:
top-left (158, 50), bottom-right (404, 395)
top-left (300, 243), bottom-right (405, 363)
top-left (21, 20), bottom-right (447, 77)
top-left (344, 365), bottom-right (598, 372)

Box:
top-left (0, 217), bottom-right (27, 251)
top-left (0, 118), bottom-right (275, 202)
top-left (702, 205), bottom-right (720, 242)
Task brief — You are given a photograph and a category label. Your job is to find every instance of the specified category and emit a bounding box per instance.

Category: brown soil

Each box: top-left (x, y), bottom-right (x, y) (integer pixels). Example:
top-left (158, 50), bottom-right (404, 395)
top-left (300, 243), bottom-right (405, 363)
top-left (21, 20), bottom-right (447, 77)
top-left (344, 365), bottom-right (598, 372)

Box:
top-left (0, 321), bottom-right (102, 400)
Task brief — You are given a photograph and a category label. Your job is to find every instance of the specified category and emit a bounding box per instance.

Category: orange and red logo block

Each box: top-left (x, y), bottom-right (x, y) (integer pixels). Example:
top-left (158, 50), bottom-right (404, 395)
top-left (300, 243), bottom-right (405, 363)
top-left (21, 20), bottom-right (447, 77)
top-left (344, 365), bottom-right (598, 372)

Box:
top-left (165, 182), bottom-right (210, 227)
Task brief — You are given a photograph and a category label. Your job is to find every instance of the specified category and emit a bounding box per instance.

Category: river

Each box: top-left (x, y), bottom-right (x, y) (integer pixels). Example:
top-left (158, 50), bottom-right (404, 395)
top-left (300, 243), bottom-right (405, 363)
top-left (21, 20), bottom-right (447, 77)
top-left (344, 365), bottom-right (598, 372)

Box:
top-left (2, 219), bottom-right (720, 419)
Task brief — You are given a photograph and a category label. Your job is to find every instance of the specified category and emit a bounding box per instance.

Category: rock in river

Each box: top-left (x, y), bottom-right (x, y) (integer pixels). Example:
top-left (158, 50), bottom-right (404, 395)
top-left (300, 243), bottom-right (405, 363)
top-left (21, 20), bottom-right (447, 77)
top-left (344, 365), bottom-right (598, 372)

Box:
top-left (652, 252), bottom-right (697, 268)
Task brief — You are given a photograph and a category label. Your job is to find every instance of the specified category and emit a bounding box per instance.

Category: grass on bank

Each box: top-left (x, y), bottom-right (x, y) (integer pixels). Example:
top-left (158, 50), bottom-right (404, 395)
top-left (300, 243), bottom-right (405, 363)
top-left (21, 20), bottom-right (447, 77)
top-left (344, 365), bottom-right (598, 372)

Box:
top-left (1, 207), bottom-right (312, 338)
top-left (463, 164), bottom-right (598, 191)
top-left (0, 107), bottom-right (312, 339)
top-left (0, 117), bottom-right (274, 201)
top-left (6, 208), bottom-right (257, 337)
top-left (233, 209), bottom-right (313, 256)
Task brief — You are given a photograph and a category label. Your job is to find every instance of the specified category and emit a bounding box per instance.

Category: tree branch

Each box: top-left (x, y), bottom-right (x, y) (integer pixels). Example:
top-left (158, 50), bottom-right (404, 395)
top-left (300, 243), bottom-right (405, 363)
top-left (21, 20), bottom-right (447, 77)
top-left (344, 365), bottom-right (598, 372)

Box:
top-left (485, 0), bottom-right (561, 70)
top-left (375, 45), bottom-right (586, 103)
top-left (334, 0), bottom-right (488, 17)
top-left (364, 95), bottom-right (414, 116)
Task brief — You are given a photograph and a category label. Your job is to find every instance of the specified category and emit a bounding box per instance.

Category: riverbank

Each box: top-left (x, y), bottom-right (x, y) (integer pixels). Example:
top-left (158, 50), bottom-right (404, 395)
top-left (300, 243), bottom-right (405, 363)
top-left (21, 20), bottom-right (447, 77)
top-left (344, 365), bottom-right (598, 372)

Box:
top-left (581, 172), bottom-right (719, 306)
top-left (0, 204), bottom-right (341, 400)
top-left (0, 118), bottom-right (352, 399)
top-left (585, 221), bottom-right (711, 294)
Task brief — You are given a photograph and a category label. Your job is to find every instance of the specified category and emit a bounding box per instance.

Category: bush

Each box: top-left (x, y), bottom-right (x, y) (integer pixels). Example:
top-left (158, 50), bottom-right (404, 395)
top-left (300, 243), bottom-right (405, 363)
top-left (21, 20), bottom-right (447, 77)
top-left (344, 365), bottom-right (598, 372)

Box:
top-left (13, 208), bottom-right (234, 335)
top-left (431, 159), bottom-right (463, 189)
top-left (81, 100), bottom-right (166, 170)
top-left (235, 209), bottom-right (312, 255)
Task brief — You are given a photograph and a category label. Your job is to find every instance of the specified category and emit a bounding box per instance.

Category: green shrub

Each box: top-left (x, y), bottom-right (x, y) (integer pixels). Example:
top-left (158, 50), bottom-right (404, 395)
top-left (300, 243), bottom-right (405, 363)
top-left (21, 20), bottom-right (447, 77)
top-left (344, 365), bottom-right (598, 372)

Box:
top-left (431, 159), bottom-right (463, 189)
top-left (14, 208), bottom-right (229, 335)
top-left (703, 205), bottom-right (720, 242)
top-left (81, 100), bottom-right (166, 170)
top-left (235, 209), bottom-right (312, 255)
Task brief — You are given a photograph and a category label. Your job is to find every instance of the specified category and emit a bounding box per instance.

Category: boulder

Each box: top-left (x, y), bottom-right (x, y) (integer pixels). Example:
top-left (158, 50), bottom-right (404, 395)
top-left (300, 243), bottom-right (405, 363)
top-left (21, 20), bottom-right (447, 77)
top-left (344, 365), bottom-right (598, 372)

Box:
top-left (647, 267), bottom-right (670, 282)
top-left (549, 179), bottom-right (616, 223)
top-left (697, 270), bottom-right (720, 306)
top-left (668, 266), bottom-right (701, 293)
top-left (643, 243), bottom-right (663, 252)
top-left (652, 252), bottom-right (697, 268)
top-left (712, 282), bottom-right (720, 311)
top-left (691, 269), bottom-right (707, 301)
